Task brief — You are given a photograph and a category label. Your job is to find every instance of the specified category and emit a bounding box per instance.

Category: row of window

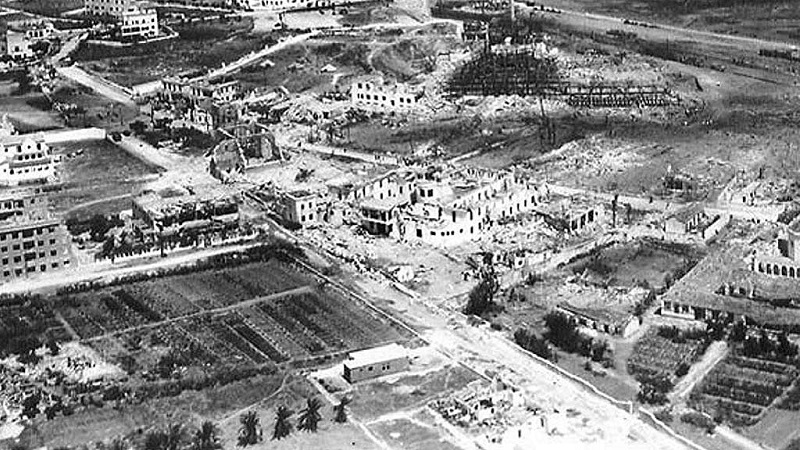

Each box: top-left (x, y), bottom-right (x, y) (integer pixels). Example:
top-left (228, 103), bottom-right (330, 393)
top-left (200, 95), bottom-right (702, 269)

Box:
top-left (355, 93), bottom-right (416, 105)
top-left (3, 164), bottom-right (52, 175)
top-left (417, 225), bottom-right (476, 238)
top-left (0, 226), bottom-right (57, 241)
top-left (1, 142), bottom-right (44, 153)
top-left (2, 249), bottom-right (62, 265)
top-left (1, 238), bottom-right (58, 252)
top-left (2, 260), bottom-right (70, 278)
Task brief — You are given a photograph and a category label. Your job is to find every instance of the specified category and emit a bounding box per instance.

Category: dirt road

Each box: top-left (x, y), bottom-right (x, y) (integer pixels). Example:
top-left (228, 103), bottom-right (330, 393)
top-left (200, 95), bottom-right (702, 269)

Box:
top-left (56, 66), bottom-right (136, 106)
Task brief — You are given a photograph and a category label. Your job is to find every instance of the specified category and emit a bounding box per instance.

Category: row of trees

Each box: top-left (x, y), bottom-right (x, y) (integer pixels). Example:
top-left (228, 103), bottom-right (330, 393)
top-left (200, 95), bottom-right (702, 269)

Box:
top-left (239, 397), bottom-right (351, 446)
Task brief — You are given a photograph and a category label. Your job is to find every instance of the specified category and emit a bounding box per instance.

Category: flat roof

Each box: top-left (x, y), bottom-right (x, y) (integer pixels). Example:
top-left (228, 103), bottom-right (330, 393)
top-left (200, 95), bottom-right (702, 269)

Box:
top-left (345, 343), bottom-right (407, 368)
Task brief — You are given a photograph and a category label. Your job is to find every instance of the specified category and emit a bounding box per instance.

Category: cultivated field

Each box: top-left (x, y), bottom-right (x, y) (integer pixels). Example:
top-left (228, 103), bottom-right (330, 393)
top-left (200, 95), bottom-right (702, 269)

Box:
top-left (56, 260), bottom-right (411, 371)
top-left (691, 353), bottom-right (800, 427)
top-left (627, 328), bottom-right (709, 379)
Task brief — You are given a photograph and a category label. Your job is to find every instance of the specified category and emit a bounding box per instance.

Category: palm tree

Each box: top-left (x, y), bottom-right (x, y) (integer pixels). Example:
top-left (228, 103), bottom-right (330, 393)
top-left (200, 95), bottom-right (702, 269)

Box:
top-left (333, 397), bottom-right (351, 424)
top-left (297, 397), bottom-right (323, 432)
top-left (238, 411), bottom-right (262, 446)
top-left (165, 423), bottom-right (187, 450)
top-left (192, 421), bottom-right (222, 450)
top-left (271, 405), bottom-right (293, 440)
top-left (144, 424), bottom-right (186, 450)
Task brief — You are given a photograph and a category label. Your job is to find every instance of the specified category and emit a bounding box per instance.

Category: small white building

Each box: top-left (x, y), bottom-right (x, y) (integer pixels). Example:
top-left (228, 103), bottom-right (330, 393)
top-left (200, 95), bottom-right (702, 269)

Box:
top-left (281, 190), bottom-right (318, 226)
top-left (343, 343), bottom-right (409, 383)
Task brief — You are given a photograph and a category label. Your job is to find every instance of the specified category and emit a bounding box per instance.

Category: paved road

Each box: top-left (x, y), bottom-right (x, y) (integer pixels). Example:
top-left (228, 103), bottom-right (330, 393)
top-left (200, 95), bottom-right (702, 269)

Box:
top-left (0, 241), bottom-right (264, 295)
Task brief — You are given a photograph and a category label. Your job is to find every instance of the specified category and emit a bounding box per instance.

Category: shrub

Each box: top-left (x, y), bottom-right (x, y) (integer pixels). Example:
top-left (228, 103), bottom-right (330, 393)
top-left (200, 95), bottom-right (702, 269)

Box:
top-left (675, 362), bottom-right (690, 377)
top-left (680, 411), bottom-right (716, 434)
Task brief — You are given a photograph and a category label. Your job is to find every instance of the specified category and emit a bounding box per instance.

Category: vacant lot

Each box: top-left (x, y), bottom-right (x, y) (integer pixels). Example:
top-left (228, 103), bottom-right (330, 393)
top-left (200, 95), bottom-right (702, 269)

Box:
top-left (0, 87), bottom-right (64, 132)
top-left (348, 364), bottom-right (481, 421)
top-left (47, 139), bottom-right (161, 215)
top-left (370, 417), bottom-right (463, 450)
top-left (565, 239), bottom-right (701, 290)
top-left (73, 17), bottom-right (277, 86)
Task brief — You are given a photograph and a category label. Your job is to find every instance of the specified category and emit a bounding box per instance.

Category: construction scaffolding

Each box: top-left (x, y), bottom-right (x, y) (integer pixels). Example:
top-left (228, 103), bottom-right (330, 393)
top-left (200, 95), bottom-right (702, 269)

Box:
top-left (446, 48), bottom-right (676, 107)
top-left (446, 47), bottom-right (561, 97)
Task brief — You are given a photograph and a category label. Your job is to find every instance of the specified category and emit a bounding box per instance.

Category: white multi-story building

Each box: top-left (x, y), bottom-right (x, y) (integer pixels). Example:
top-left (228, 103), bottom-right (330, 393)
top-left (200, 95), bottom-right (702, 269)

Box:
top-left (0, 134), bottom-right (57, 186)
top-left (85, 0), bottom-right (159, 39)
top-left (119, 5), bottom-right (159, 39)
top-left (246, 0), bottom-right (372, 12)
top-left (350, 77), bottom-right (423, 116)
top-left (85, 0), bottom-right (136, 17)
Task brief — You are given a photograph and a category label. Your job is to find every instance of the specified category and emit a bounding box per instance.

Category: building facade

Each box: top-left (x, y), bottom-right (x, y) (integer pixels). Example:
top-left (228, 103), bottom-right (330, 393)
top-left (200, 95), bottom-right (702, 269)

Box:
top-left (119, 5), bottom-right (159, 39)
top-left (0, 193), bottom-right (74, 283)
top-left (0, 134), bottom-right (56, 186)
top-left (350, 77), bottom-right (423, 116)
top-left (343, 343), bottom-right (409, 383)
top-left (281, 191), bottom-right (318, 226)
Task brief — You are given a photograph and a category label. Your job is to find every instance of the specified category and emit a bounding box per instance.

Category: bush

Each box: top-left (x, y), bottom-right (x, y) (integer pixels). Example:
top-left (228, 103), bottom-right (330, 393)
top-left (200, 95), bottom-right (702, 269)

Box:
top-left (514, 328), bottom-right (553, 360)
top-left (654, 408), bottom-right (673, 423)
top-left (680, 411), bottom-right (716, 434)
top-left (675, 362), bottom-right (690, 377)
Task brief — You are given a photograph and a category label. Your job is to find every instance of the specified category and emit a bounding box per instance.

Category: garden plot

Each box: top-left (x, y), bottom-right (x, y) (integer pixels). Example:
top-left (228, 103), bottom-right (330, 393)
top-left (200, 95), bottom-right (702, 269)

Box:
top-left (691, 354), bottom-right (800, 427)
top-left (56, 260), bottom-right (314, 339)
top-left (627, 329), bottom-right (709, 379)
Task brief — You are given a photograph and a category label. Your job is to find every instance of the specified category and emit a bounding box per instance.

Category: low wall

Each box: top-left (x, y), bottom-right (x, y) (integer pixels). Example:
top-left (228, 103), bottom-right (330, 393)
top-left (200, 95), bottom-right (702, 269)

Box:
top-left (42, 127), bottom-right (107, 143)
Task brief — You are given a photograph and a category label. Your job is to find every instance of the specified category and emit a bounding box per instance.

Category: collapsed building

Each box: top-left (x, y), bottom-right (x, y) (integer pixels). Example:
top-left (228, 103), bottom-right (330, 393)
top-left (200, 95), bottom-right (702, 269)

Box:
top-left (125, 191), bottom-right (244, 256)
top-left (0, 191), bottom-right (74, 283)
top-left (160, 78), bottom-right (244, 133)
top-left (355, 166), bottom-right (548, 247)
top-left (207, 123), bottom-right (283, 182)
top-left (350, 76), bottom-right (424, 116)
top-left (0, 18), bottom-right (55, 60)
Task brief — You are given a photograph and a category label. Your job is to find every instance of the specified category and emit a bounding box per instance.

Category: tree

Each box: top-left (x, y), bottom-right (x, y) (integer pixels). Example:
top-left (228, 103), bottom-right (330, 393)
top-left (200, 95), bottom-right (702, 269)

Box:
top-left (144, 424), bottom-right (186, 450)
top-left (729, 320), bottom-right (746, 342)
top-left (47, 338), bottom-right (60, 356)
top-left (464, 265), bottom-right (500, 317)
top-left (271, 406), bottom-right (293, 440)
top-left (297, 397), bottom-right (323, 432)
top-left (238, 411), bottom-right (262, 446)
top-left (333, 397), bottom-right (350, 423)
top-left (192, 421), bottom-right (222, 450)
top-left (513, 328), bottom-right (552, 360)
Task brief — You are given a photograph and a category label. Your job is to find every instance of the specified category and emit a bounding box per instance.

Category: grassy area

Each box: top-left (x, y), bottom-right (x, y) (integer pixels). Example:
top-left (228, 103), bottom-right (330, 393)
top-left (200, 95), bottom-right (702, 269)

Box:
top-left (370, 418), bottom-right (462, 450)
top-left (533, 0), bottom-right (800, 45)
top-left (0, 87), bottom-right (65, 132)
top-left (48, 139), bottom-right (161, 214)
top-left (743, 409), bottom-right (800, 450)
top-left (17, 373), bottom-right (286, 449)
top-left (73, 17), bottom-right (277, 87)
